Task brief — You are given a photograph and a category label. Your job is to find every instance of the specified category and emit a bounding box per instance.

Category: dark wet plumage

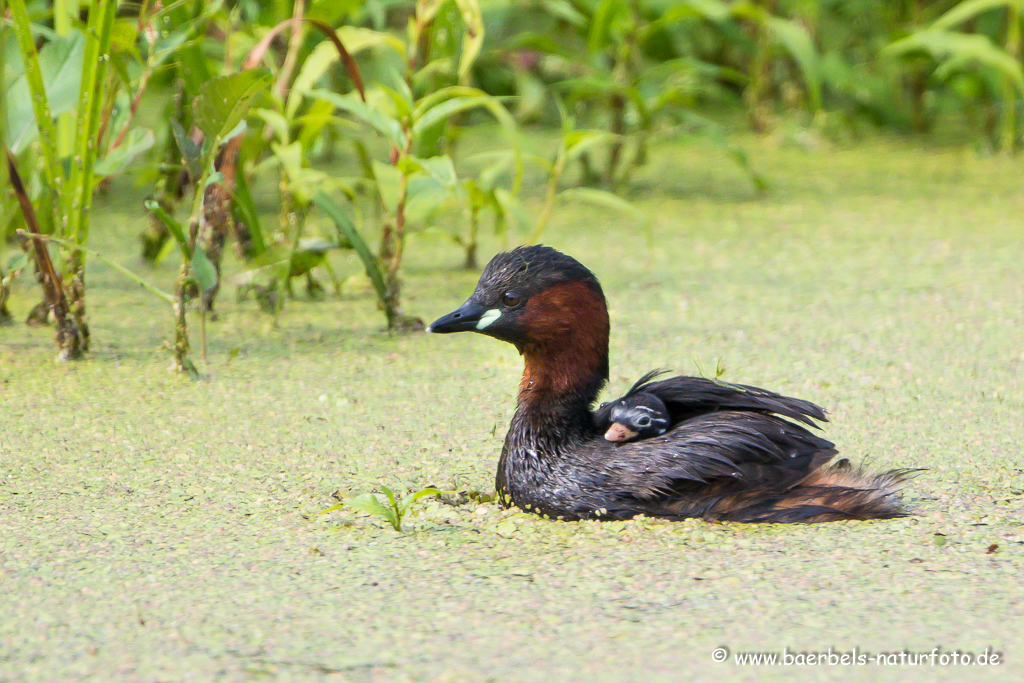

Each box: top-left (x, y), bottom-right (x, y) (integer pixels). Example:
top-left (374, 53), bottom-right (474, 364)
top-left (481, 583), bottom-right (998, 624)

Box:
top-left (428, 245), bottom-right (917, 523)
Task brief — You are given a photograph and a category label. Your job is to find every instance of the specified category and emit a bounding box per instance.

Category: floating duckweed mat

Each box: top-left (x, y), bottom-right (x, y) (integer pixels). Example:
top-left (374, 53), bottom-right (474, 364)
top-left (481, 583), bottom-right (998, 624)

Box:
top-left (1, 132), bottom-right (1021, 682)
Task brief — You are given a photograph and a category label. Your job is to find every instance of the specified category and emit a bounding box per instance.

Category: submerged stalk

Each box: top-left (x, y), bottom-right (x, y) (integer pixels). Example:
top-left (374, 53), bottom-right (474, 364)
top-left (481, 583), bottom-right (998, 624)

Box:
top-left (465, 205), bottom-right (480, 270)
top-left (380, 133), bottom-right (420, 331)
top-left (6, 152), bottom-right (84, 360)
top-left (64, 0), bottom-right (118, 352)
top-left (15, 232), bottom-right (175, 305)
top-left (531, 142), bottom-right (566, 242)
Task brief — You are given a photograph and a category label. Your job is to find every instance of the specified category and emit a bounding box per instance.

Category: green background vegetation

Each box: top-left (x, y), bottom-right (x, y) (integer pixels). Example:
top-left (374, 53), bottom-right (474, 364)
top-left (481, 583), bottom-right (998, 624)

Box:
top-left (1, 1), bottom-right (1023, 680)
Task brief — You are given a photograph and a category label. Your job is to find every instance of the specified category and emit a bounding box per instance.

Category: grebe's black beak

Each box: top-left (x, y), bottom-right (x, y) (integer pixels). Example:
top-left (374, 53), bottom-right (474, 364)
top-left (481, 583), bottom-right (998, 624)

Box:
top-left (426, 300), bottom-right (494, 334)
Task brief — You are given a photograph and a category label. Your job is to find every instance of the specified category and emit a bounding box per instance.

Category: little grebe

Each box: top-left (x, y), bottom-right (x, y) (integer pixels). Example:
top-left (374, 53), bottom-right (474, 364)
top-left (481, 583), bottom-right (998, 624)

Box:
top-left (428, 245), bottom-right (913, 522)
top-left (596, 371), bottom-right (671, 442)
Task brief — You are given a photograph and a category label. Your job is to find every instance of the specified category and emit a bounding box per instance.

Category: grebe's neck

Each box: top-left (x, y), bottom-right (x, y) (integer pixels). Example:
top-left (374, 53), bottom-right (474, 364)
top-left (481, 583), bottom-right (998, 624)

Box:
top-left (513, 279), bottom-right (610, 435)
top-left (516, 345), bottom-right (607, 429)
top-left (496, 279), bottom-right (610, 513)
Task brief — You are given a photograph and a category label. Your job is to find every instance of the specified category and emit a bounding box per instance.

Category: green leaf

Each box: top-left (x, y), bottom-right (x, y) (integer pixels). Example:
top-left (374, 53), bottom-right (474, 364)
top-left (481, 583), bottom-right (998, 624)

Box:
top-left (537, 0), bottom-right (588, 27)
top-left (144, 199), bottom-right (191, 260)
top-left (494, 188), bottom-right (531, 233)
top-left (163, 7), bottom-right (214, 98)
top-left (204, 171), bottom-right (225, 189)
top-left (5, 31), bottom-right (85, 153)
top-left (372, 160), bottom-right (404, 214)
top-left (765, 16), bottom-right (821, 111)
top-left (503, 32), bottom-right (576, 59)
top-left (453, 0), bottom-right (485, 82)
top-left (108, 54), bottom-right (135, 106)
top-left (6, 0), bottom-right (65, 229)
top-left (171, 119), bottom-right (202, 179)
top-left (399, 487), bottom-right (444, 514)
top-left (412, 92), bottom-right (505, 134)
top-left (932, 0), bottom-right (1024, 31)
top-left (417, 0), bottom-right (448, 25)
top-left (191, 247), bottom-right (218, 293)
top-left (271, 141), bottom-right (304, 183)
top-left (148, 27), bottom-right (193, 70)
top-left (309, 89), bottom-right (406, 147)
top-left (287, 40), bottom-right (343, 120)
top-left (313, 190), bottom-right (388, 303)
top-left (287, 245), bottom-right (329, 278)
top-left (727, 0), bottom-right (764, 23)
top-left (6, 252), bottom-right (30, 272)
top-left (408, 155), bottom-right (458, 186)
top-left (345, 493), bottom-right (391, 518)
top-left (379, 85), bottom-right (414, 120)
top-left (405, 181), bottom-right (456, 225)
top-left (564, 130), bottom-right (617, 162)
top-left (885, 29), bottom-right (1024, 95)
top-left (94, 128), bottom-right (156, 177)
top-left (475, 152), bottom-right (515, 190)
top-left (588, 0), bottom-right (625, 54)
top-left (676, 0), bottom-right (731, 23)
top-left (379, 486), bottom-right (402, 530)
top-left (308, 0), bottom-right (366, 24)
top-left (110, 18), bottom-right (141, 59)
top-left (380, 485), bottom-right (399, 510)
top-left (192, 69), bottom-right (273, 144)
top-left (410, 87), bottom-right (522, 190)
top-left (241, 244), bottom-right (293, 270)
top-left (231, 159), bottom-right (266, 257)
top-left (334, 26), bottom-right (406, 56)
top-left (297, 99), bottom-right (337, 152)
top-left (396, 155), bottom-right (424, 177)
top-left (557, 187), bottom-right (640, 220)
top-left (556, 74), bottom-right (624, 101)
top-left (255, 108), bottom-right (290, 143)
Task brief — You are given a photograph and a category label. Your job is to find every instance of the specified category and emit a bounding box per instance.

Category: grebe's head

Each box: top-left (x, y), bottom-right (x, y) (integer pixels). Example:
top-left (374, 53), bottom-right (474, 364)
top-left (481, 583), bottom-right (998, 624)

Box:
top-left (429, 245), bottom-right (611, 401)
top-left (604, 393), bottom-right (670, 442)
top-left (427, 245), bottom-right (607, 353)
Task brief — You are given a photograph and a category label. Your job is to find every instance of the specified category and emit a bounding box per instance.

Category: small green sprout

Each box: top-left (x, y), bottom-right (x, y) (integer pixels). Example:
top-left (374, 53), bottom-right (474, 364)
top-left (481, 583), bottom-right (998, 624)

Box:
top-left (321, 485), bottom-right (446, 532)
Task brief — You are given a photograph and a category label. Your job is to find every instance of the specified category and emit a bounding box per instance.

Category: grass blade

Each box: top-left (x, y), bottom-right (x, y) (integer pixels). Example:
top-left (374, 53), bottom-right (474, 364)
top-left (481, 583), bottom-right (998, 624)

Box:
top-left (313, 190), bottom-right (388, 304)
top-left (67, 0), bottom-right (118, 248)
top-left (7, 0), bottom-right (64, 231)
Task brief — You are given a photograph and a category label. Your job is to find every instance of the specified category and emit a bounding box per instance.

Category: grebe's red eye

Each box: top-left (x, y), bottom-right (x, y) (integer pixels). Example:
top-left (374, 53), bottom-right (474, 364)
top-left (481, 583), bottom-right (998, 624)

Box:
top-left (501, 291), bottom-right (521, 307)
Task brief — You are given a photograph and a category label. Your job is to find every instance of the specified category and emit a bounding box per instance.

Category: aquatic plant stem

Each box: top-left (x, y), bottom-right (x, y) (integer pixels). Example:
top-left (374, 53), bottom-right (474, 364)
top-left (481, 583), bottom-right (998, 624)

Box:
top-left (6, 152), bottom-right (84, 360)
top-left (18, 232), bottom-right (175, 305)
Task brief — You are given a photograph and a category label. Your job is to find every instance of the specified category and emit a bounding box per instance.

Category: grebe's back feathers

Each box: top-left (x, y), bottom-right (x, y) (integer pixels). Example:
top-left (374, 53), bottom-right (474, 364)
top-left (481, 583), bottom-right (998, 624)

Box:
top-left (594, 372), bottom-right (828, 431)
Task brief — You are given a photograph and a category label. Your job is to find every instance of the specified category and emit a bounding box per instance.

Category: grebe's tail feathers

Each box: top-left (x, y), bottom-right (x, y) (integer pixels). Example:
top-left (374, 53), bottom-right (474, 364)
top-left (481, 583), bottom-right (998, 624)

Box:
top-left (707, 464), bottom-right (923, 523)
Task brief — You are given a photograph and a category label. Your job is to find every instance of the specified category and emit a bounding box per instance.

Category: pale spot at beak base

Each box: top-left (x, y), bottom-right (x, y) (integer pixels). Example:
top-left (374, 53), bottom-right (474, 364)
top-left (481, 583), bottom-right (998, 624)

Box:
top-left (476, 309), bottom-right (501, 330)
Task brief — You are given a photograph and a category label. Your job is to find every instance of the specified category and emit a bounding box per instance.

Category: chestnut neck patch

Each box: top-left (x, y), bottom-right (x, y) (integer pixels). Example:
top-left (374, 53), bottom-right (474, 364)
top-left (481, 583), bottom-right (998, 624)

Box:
top-left (516, 280), bottom-right (610, 410)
